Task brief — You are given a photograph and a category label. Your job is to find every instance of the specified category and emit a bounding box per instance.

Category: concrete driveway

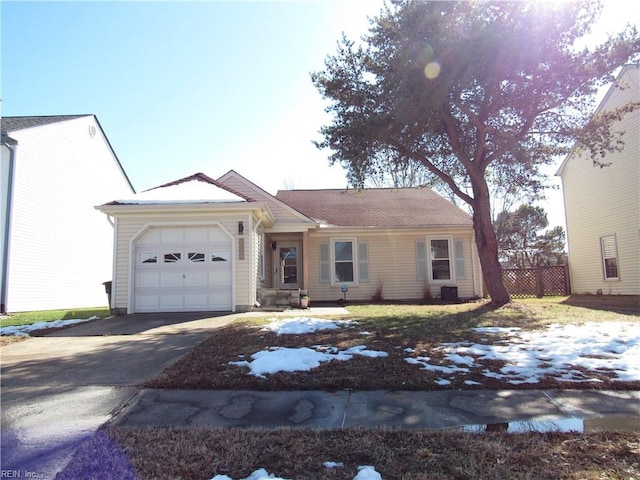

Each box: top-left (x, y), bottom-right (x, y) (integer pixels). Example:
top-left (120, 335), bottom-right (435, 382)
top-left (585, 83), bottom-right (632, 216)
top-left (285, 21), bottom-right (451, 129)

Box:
top-left (0, 312), bottom-right (238, 479)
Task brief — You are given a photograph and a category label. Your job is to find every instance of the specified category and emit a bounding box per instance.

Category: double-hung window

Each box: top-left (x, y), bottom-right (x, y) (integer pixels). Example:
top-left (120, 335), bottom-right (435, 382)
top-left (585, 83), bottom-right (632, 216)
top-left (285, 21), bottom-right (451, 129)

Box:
top-left (333, 239), bottom-right (355, 283)
top-left (427, 236), bottom-right (454, 282)
top-left (319, 238), bottom-right (368, 285)
top-left (601, 235), bottom-right (619, 280)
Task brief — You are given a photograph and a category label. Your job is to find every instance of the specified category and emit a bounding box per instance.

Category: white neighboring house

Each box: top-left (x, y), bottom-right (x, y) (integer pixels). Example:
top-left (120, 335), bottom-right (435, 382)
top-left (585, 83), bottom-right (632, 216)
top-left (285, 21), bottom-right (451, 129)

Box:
top-left (556, 64), bottom-right (639, 296)
top-left (1, 115), bottom-right (135, 312)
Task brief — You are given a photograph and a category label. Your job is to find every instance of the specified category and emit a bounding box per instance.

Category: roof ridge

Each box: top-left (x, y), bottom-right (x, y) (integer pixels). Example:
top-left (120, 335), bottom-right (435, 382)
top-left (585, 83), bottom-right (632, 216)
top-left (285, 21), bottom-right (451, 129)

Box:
top-left (150, 172), bottom-right (255, 202)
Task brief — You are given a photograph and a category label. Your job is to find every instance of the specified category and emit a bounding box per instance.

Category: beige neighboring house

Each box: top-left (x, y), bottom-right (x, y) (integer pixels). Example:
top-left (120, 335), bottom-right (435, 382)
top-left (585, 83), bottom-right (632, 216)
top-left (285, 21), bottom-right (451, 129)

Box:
top-left (556, 64), bottom-right (640, 295)
top-left (97, 169), bottom-right (483, 314)
top-left (1, 115), bottom-right (135, 312)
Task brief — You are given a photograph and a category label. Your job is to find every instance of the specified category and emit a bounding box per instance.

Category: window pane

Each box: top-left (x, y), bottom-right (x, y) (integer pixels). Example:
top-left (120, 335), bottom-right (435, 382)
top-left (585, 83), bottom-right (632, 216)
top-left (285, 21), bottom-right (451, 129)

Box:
top-left (163, 252), bottom-right (181, 263)
top-left (188, 252), bottom-right (205, 263)
top-left (334, 241), bottom-right (353, 261)
top-left (604, 258), bottom-right (619, 279)
top-left (432, 259), bottom-right (451, 280)
top-left (335, 262), bottom-right (354, 282)
top-left (431, 239), bottom-right (449, 259)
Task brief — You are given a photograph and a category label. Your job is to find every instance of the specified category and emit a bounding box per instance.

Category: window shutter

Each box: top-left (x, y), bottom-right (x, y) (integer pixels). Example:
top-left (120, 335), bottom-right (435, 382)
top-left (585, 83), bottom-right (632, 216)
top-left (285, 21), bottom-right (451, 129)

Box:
top-left (319, 243), bottom-right (330, 283)
top-left (416, 241), bottom-right (427, 281)
top-left (358, 242), bottom-right (369, 282)
top-left (454, 240), bottom-right (465, 280)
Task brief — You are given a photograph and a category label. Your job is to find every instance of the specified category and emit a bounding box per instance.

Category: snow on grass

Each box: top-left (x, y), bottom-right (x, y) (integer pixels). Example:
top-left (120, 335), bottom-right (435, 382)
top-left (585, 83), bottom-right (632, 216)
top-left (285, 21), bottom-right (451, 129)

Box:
top-left (230, 345), bottom-right (388, 378)
top-left (210, 465), bottom-right (383, 480)
top-left (261, 317), bottom-right (355, 335)
top-left (0, 316), bottom-right (99, 336)
top-left (405, 322), bottom-right (640, 384)
top-left (231, 317), bottom-right (389, 378)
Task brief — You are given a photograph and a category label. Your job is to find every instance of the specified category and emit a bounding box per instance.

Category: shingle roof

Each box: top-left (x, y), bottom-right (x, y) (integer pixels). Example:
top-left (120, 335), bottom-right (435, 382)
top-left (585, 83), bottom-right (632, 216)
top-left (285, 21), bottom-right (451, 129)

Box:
top-left (1, 115), bottom-right (93, 133)
top-left (276, 187), bottom-right (472, 228)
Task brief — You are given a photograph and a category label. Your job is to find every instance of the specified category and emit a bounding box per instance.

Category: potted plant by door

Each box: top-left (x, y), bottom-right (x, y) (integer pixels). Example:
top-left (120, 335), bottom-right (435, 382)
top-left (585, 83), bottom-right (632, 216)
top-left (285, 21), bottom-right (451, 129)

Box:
top-left (300, 294), bottom-right (310, 309)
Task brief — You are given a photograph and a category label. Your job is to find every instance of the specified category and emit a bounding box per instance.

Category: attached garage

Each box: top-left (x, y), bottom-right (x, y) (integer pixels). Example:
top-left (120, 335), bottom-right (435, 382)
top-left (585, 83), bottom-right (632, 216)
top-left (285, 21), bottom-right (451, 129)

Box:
top-left (96, 173), bottom-right (275, 314)
top-left (133, 225), bottom-right (233, 313)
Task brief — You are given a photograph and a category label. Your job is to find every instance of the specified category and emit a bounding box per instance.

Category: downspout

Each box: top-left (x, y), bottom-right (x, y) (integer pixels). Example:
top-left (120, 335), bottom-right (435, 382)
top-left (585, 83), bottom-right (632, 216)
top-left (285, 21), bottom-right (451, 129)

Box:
top-left (1, 136), bottom-right (17, 314)
top-left (252, 210), bottom-right (267, 308)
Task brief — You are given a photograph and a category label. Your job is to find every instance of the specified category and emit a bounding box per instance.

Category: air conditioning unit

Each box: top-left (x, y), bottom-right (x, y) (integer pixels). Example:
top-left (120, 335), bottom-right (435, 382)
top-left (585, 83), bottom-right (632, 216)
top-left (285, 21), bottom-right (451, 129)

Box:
top-left (441, 286), bottom-right (459, 302)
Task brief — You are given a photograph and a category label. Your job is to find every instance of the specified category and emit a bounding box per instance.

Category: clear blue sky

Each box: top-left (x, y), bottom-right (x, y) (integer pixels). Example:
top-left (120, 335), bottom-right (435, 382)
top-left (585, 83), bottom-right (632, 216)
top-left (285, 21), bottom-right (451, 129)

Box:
top-left (1, 1), bottom-right (634, 229)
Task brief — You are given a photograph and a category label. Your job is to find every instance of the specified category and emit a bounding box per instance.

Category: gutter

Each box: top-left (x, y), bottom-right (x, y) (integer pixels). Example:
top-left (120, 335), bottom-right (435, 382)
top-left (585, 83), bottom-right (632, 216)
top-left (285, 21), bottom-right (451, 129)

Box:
top-left (1, 135), bottom-right (17, 313)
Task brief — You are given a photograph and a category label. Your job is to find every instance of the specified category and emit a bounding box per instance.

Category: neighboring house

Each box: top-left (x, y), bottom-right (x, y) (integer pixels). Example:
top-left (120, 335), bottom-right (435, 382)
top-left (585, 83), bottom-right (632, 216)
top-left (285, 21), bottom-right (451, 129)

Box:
top-left (1, 115), bottom-right (135, 312)
top-left (556, 64), bottom-right (640, 295)
top-left (96, 169), bottom-right (483, 314)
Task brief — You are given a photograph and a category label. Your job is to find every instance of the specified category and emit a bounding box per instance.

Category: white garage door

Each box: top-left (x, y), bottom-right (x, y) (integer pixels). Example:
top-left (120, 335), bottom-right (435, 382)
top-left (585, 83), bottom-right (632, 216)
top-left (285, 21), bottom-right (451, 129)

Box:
top-left (133, 226), bottom-right (232, 312)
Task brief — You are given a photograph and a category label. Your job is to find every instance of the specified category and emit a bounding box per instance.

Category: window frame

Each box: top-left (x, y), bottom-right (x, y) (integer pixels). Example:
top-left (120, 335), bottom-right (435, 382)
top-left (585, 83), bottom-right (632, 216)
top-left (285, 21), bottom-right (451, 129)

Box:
top-left (600, 235), bottom-right (620, 281)
top-left (427, 236), bottom-right (455, 283)
top-left (330, 237), bottom-right (358, 286)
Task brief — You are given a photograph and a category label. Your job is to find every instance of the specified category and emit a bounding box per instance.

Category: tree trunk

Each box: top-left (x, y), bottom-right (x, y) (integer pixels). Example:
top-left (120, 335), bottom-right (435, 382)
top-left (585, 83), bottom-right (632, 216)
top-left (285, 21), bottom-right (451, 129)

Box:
top-left (471, 180), bottom-right (512, 306)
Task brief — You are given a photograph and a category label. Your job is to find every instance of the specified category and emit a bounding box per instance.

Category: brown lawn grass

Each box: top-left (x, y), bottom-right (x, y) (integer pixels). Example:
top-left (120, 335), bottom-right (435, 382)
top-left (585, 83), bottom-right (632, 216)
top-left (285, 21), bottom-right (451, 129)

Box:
top-left (56, 295), bottom-right (640, 480)
top-left (145, 296), bottom-right (640, 391)
top-left (59, 426), bottom-right (640, 480)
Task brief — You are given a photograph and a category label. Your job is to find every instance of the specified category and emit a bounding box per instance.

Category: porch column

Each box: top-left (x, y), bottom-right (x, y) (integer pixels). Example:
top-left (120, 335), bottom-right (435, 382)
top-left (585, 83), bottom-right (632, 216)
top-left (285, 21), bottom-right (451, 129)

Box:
top-left (302, 230), bottom-right (310, 291)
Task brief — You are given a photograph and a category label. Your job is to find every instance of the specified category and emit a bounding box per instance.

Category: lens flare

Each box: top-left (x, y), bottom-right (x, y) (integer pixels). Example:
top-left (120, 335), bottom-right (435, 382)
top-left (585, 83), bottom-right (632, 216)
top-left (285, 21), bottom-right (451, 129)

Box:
top-left (424, 62), bottom-right (441, 79)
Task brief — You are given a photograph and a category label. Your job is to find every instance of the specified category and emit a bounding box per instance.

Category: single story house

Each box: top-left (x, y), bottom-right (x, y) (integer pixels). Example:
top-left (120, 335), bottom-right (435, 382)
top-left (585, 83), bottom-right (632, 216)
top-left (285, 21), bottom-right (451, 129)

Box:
top-left (96, 170), bottom-right (483, 314)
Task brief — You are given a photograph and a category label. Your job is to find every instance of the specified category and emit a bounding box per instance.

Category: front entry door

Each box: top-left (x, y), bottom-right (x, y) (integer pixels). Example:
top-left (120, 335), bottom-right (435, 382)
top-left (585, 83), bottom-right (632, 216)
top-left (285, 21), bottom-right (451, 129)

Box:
top-left (276, 242), bottom-right (300, 289)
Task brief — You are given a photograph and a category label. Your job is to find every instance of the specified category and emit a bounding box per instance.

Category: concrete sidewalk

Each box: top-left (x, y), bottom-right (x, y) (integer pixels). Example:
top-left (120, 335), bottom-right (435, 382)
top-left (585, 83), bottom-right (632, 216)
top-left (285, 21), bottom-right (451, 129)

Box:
top-left (110, 388), bottom-right (640, 432)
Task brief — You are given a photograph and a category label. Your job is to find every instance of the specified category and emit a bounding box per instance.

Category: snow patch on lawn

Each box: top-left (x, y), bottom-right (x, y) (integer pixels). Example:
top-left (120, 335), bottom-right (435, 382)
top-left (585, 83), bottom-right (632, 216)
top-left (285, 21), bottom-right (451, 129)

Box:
top-left (0, 316), bottom-right (99, 336)
top-left (230, 344), bottom-right (388, 378)
top-left (262, 317), bottom-right (355, 335)
top-left (405, 322), bottom-right (640, 384)
top-left (210, 465), bottom-right (383, 480)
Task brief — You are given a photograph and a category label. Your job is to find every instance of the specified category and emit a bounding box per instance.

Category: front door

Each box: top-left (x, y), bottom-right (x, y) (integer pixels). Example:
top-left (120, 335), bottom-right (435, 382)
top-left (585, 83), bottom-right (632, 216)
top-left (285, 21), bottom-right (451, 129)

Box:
top-left (276, 242), bottom-right (300, 289)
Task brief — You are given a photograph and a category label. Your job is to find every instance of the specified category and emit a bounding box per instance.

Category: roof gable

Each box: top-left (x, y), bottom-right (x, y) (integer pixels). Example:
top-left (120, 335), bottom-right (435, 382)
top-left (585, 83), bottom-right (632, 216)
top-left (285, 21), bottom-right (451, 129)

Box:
top-left (107, 172), bottom-right (252, 205)
top-left (557, 64), bottom-right (640, 177)
top-left (276, 187), bottom-right (472, 228)
top-left (218, 169), bottom-right (316, 224)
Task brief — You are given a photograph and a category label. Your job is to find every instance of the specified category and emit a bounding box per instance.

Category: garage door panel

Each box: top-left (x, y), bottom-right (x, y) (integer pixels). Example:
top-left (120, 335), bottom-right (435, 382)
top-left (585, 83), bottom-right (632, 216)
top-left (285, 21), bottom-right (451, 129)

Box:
top-left (136, 272), bottom-right (160, 287)
top-left (134, 226), bottom-right (233, 313)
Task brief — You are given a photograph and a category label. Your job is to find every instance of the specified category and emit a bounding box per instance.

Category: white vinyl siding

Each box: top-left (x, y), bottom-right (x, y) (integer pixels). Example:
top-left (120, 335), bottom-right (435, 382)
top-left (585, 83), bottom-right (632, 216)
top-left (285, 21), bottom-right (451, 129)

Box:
top-left (559, 65), bottom-right (639, 295)
top-left (3, 116), bottom-right (134, 312)
top-left (307, 230), bottom-right (480, 302)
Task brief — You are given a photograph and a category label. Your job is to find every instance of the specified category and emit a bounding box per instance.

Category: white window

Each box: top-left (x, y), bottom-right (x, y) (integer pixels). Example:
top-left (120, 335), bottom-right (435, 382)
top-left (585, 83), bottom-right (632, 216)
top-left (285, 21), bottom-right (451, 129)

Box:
top-left (333, 239), bottom-right (355, 283)
top-left (321, 238), bottom-right (368, 285)
top-left (601, 235), bottom-right (619, 280)
top-left (427, 236), bottom-right (454, 282)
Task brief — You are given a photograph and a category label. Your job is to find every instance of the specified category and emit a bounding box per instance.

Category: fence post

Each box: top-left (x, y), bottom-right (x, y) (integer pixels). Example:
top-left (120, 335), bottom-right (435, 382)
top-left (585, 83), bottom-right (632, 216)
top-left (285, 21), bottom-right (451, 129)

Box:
top-left (535, 266), bottom-right (544, 298)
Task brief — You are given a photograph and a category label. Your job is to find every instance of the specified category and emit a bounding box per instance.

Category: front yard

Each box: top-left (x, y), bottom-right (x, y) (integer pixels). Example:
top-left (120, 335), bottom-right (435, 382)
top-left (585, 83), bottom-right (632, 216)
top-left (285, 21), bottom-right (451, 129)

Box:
top-left (55, 296), bottom-right (640, 479)
top-left (146, 297), bottom-right (640, 392)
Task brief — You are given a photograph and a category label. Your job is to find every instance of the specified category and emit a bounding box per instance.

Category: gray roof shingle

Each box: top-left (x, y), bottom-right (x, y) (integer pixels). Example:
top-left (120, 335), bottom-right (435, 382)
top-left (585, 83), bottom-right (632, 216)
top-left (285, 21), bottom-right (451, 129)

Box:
top-left (276, 187), bottom-right (472, 228)
top-left (1, 115), bottom-right (92, 132)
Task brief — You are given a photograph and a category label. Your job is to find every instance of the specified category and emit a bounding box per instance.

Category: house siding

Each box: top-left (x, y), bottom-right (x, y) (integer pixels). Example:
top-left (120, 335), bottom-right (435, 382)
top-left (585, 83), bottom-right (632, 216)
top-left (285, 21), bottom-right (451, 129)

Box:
top-left (307, 228), bottom-right (479, 302)
top-left (111, 211), bottom-right (255, 313)
top-left (560, 65), bottom-right (640, 295)
top-left (4, 116), bottom-right (133, 312)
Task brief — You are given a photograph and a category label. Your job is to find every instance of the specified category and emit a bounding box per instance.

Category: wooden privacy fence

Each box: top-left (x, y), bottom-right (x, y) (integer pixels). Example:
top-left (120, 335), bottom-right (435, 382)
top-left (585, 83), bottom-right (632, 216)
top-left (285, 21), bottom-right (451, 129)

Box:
top-left (501, 265), bottom-right (570, 298)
